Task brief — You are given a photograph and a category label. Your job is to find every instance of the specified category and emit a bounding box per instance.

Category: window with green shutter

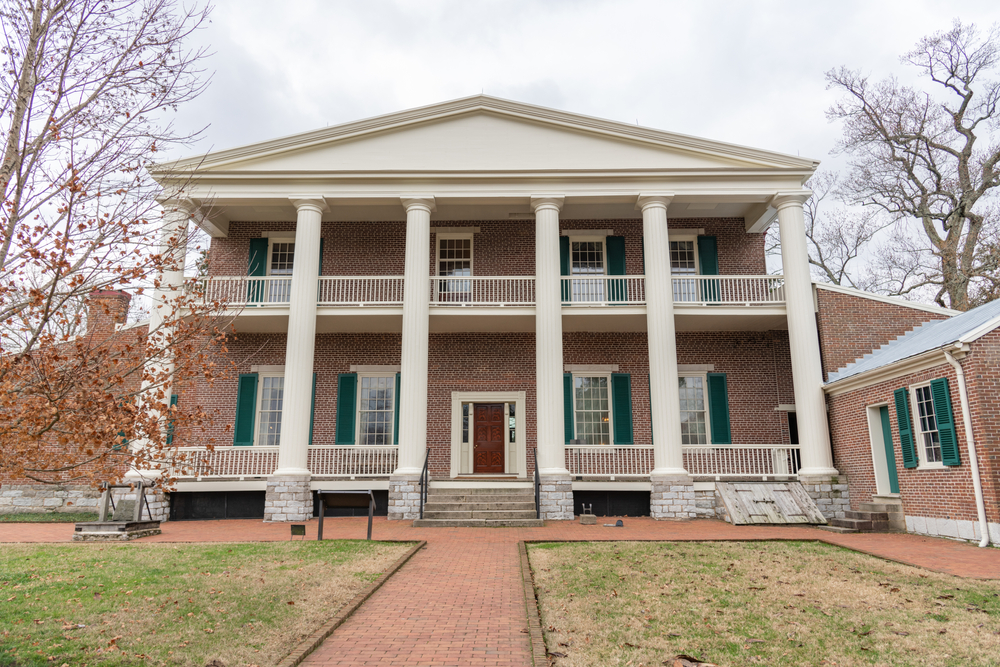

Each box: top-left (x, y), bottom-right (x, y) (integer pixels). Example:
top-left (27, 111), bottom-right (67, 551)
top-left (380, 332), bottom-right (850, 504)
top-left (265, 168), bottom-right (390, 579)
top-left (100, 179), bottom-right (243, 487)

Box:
top-left (930, 378), bottom-right (960, 466)
top-left (893, 387), bottom-right (918, 468)
top-left (165, 394), bottom-right (179, 446)
top-left (706, 372), bottom-right (731, 445)
top-left (335, 373), bottom-right (357, 445)
top-left (233, 373), bottom-right (259, 446)
top-left (563, 372), bottom-right (574, 444)
top-left (610, 373), bottom-right (633, 444)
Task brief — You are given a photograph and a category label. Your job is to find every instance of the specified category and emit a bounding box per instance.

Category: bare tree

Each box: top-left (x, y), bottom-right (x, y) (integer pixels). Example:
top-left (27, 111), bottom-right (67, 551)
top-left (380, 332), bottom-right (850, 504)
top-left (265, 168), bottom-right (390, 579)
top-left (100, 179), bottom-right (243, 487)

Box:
top-left (826, 20), bottom-right (1000, 310)
top-left (0, 0), bottom-right (231, 487)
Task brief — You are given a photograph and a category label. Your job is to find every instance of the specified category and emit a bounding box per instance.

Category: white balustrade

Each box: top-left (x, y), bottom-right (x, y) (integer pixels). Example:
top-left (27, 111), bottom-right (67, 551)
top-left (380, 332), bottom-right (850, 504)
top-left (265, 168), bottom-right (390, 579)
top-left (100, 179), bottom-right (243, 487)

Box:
top-left (682, 445), bottom-right (801, 478)
top-left (318, 277), bottom-right (404, 306)
top-left (171, 446), bottom-right (398, 478)
top-left (565, 446), bottom-right (655, 476)
top-left (200, 276), bottom-right (293, 306)
top-left (671, 275), bottom-right (785, 305)
top-left (559, 276), bottom-right (646, 305)
top-left (429, 276), bottom-right (536, 306)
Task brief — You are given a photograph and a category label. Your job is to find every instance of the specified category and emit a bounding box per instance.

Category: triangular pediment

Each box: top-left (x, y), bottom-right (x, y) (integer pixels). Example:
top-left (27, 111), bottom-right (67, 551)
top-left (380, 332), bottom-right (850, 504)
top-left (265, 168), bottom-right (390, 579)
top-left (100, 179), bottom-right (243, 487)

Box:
top-left (155, 96), bottom-right (817, 176)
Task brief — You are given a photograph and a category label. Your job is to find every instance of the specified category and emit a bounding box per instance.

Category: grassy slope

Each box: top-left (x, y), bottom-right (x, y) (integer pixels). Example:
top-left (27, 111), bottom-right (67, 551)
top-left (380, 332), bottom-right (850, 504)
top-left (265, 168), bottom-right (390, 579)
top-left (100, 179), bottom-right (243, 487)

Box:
top-left (0, 541), bottom-right (412, 667)
top-left (528, 541), bottom-right (1000, 667)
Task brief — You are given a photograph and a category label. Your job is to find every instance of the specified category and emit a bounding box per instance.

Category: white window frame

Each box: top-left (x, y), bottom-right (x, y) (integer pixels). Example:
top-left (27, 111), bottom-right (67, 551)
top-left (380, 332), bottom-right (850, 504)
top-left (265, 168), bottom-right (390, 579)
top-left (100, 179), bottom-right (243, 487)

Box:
top-left (668, 234), bottom-right (700, 275)
top-left (355, 372), bottom-right (397, 447)
top-left (264, 235), bottom-right (296, 277)
top-left (567, 235), bottom-right (608, 304)
top-left (436, 233), bottom-right (474, 277)
top-left (254, 371), bottom-right (285, 447)
top-left (909, 382), bottom-right (945, 469)
top-left (571, 372), bottom-right (614, 446)
top-left (678, 373), bottom-right (711, 446)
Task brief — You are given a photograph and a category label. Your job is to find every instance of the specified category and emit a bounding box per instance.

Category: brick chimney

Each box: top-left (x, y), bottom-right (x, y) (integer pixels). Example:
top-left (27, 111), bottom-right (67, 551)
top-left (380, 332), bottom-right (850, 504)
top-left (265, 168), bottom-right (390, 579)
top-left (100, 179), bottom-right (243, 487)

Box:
top-left (87, 290), bottom-right (132, 340)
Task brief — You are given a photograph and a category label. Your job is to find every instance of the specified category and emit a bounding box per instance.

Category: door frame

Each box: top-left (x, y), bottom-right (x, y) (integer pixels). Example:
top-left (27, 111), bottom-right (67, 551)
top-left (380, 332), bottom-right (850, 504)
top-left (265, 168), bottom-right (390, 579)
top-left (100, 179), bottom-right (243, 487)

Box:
top-left (866, 403), bottom-right (900, 495)
top-left (450, 391), bottom-right (527, 478)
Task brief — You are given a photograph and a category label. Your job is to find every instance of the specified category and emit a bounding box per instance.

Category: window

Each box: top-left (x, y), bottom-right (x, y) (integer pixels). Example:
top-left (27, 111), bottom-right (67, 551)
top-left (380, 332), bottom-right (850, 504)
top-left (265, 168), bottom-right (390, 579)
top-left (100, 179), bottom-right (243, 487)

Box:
top-left (268, 239), bottom-right (295, 303)
top-left (671, 238), bottom-right (699, 302)
top-left (573, 374), bottom-right (611, 445)
top-left (256, 373), bottom-right (284, 446)
top-left (357, 374), bottom-right (395, 445)
top-left (912, 384), bottom-right (942, 464)
top-left (437, 235), bottom-right (472, 302)
top-left (570, 238), bottom-right (606, 302)
top-left (678, 375), bottom-right (709, 445)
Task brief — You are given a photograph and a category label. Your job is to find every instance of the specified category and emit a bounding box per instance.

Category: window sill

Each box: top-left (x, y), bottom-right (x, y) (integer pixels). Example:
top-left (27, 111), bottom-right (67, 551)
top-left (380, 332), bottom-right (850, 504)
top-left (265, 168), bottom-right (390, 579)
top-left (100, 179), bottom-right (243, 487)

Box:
top-left (914, 462), bottom-right (946, 471)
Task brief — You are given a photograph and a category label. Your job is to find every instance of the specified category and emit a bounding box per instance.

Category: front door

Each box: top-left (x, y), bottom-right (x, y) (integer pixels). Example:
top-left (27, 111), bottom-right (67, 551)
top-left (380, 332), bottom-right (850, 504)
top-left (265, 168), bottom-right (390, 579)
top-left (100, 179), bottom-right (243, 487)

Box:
top-left (473, 403), bottom-right (505, 474)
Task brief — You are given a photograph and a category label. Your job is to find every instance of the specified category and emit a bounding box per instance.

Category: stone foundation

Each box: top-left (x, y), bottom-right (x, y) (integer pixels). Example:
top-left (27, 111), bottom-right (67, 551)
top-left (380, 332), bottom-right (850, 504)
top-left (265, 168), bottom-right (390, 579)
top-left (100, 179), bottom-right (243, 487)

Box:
top-left (905, 515), bottom-right (1000, 545)
top-left (650, 474), bottom-right (696, 520)
top-left (388, 475), bottom-right (422, 520)
top-left (538, 474), bottom-right (573, 520)
top-left (0, 484), bottom-right (102, 514)
top-left (798, 474), bottom-right (850, 520)
top-left (264, 474), bottom-right (312, 522)
top-left (693, 488), bottom-right (724, 519)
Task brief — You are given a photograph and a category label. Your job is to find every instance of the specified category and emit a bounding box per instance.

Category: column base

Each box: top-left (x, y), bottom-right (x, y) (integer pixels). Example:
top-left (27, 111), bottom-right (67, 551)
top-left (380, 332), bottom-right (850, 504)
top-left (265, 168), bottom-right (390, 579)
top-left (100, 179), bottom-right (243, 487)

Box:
top-left (538, 474), bottom-right (574, 520)
top-left (388, 474), bottom-right (422, 521)
top-left (650, 474), bottom-right (696, 520)
top-left (798, 473), bottom-right (850, 520)
top-left (264, 474), bottom-right (312, 522)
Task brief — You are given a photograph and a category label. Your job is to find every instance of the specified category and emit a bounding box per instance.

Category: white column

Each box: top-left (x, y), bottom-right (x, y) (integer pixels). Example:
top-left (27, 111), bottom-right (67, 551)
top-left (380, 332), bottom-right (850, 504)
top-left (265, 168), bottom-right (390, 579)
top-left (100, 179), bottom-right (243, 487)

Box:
top-left (394, 196), bottom-right (435, 475)
top-left (273, 196), bottom-right (327, 475)
top-left (774, 192), bottom-right (838, 476)
top-left (532, 196), bottom-right (570, 476)
top-left (638, 194), bottom-right (687, 475)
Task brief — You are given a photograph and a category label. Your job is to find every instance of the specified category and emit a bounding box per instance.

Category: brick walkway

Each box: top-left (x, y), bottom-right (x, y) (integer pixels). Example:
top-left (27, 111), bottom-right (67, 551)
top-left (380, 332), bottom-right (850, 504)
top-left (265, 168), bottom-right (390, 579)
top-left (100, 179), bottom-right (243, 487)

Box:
top-left (2, 518), bottom-right (998, 666)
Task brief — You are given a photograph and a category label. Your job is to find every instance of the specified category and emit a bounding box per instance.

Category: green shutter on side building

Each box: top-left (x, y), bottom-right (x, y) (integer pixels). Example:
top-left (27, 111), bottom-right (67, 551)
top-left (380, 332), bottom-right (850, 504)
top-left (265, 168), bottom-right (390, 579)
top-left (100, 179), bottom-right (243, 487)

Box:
top-left (894, 387), bottom-right (918, 468)
top-left (930, 378), bottom-right (960, 466)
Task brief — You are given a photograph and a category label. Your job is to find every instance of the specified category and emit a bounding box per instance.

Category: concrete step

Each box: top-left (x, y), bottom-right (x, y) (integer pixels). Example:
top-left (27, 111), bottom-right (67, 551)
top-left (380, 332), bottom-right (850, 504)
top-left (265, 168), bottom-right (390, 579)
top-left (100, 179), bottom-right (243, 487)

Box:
top-left (427, 487), bottom-right (532, 495)
top-left (411, 518), bottom-right (545, 528)
top-left (846, 510), bottom-right (889, 521)
top-left (423, 501), bottom-right (536, 512)
top-left (829, 517), bottom-right (890, 532)
top-left (816, 525), bottom-right (858, 534)
top-left (859, 502), bottom-right (903, 515)
top-left (424, 494), bottom-right (535, 504)
top-left (423, 509), bottom-right (538, 520)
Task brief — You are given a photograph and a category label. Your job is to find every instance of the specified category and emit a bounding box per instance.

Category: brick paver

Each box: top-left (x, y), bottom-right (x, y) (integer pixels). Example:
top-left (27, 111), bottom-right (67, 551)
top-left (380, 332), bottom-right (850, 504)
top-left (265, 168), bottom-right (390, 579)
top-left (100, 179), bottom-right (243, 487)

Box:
top-left (2, 517), bottom-right (998, 666)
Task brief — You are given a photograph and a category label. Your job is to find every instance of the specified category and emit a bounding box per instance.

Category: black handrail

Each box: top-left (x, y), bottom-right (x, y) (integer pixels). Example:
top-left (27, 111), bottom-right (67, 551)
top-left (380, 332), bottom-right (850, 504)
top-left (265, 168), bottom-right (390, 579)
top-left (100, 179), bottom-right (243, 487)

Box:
top-left (419, 447), bottom-right (430, 520)
top-left (534, 467), bottom-right (541, 520)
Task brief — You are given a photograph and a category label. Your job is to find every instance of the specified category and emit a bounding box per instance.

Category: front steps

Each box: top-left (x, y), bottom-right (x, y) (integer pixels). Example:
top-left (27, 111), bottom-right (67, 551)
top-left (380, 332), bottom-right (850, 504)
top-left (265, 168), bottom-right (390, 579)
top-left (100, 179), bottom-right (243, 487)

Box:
top-left (412, 485), bottom-right (544, 527)
top-left (826, 498), bottom-right (905, 534)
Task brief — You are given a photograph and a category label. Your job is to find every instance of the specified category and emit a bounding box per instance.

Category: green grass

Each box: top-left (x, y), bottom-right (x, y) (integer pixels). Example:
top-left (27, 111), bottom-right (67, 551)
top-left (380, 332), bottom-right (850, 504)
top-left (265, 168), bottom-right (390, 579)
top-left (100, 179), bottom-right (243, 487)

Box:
top-left (0, 513), bottom-right (99, 523)
top-left (0, 540), bottom-right (413, 667)
top-left (528, 541), bottom-right (1000, 667)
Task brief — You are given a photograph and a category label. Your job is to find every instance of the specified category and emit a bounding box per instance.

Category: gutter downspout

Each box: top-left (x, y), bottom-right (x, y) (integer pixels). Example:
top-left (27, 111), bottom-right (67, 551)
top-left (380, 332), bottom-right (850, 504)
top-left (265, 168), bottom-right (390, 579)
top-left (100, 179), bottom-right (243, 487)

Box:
top-left (943, 350), bottom-right (990, 547)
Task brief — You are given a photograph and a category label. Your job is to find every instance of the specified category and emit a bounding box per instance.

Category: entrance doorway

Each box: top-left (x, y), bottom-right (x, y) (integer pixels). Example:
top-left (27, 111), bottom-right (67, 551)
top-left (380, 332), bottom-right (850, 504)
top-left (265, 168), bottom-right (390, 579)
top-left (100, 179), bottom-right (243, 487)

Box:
top-left (473, 403), bottom-right (505, 473)
top-left (867, 404), bottom-right (900, 494)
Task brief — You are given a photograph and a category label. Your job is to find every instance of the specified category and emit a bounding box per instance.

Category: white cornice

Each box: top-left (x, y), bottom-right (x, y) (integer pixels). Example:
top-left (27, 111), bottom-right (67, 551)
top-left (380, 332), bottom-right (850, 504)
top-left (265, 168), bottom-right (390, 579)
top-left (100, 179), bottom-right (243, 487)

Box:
top-left (824, 345), bottom-right (969, 396)
top-left (151, 95), bottom-right (820, 175)
top-left (815, 283), bottom-right (959, 317)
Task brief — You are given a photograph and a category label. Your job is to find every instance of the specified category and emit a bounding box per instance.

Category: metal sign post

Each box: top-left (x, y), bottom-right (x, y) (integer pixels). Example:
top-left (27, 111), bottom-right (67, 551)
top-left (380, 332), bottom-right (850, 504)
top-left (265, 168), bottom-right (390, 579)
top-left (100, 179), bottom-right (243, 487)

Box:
top-left (316, 490), bottom-right (376, 541)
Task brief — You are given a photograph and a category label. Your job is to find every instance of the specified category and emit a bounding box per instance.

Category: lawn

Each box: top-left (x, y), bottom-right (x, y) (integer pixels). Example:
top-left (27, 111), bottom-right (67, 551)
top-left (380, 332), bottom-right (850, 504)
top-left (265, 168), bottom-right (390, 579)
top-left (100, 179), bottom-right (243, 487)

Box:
top-left (528, 541), bottom-right (1000, 667)
top-left (0, 540), bottom-right (414, 667)
top-left (0, 513), bottom-right (99, 523)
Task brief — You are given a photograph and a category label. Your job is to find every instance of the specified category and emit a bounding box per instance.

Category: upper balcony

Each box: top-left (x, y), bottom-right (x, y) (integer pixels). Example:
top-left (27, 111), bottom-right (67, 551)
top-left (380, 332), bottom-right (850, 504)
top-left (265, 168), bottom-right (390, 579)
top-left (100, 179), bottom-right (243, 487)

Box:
top-left (199, 274), bottom-right (788, 333)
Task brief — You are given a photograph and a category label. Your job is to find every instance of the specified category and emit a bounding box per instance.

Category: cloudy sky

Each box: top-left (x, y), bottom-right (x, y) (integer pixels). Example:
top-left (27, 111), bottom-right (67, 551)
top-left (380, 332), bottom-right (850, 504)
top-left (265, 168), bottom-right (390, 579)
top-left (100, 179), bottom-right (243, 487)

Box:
top-left (174, 0), bottom-right (1000, 173)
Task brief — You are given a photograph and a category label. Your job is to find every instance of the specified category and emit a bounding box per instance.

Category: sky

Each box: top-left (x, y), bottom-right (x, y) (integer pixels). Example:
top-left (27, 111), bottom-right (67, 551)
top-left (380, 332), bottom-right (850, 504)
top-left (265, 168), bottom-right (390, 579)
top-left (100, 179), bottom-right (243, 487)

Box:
top-left (173, 0), bottom-right (1000, 173)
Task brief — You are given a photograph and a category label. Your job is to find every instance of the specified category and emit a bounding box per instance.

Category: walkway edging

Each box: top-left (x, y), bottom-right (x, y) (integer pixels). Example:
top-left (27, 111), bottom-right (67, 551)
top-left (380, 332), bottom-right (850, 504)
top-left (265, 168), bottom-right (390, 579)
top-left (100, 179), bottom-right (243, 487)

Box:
top-left (519, 541), bottom-right (548, 667)
top-left (276, 540), bottom-right (426, 667)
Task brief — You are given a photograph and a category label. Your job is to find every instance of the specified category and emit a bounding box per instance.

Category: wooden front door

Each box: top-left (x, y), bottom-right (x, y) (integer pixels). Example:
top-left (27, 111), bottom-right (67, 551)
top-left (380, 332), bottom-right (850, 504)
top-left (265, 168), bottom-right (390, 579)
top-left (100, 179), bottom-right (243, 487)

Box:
top-left (473, 403), bottom-right (505, 474)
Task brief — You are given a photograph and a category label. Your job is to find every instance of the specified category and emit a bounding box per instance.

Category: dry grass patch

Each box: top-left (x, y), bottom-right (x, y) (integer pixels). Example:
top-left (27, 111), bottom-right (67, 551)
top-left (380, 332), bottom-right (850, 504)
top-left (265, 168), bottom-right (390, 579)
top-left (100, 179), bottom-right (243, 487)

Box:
top-left (0, 513), bottom-right (98, 523)
top-left (528, 541), bottom-right (1000, 667)
top-left (0, 540), bottom-right (413, 666)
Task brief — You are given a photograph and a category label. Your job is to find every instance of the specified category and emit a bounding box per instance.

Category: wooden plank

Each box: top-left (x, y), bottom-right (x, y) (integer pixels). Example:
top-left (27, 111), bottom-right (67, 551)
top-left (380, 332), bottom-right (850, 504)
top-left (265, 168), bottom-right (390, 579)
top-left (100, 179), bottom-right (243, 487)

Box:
top-left (750, 484), bottom-right (783, 523)
top-left (716, 483), bottom-right (753, 525)
top-left (786, 483), bottom-right (828, 524)
top-left (735, 486), bottom-right (767, 522)
top-left (770, 486), bottom-right (807, 519)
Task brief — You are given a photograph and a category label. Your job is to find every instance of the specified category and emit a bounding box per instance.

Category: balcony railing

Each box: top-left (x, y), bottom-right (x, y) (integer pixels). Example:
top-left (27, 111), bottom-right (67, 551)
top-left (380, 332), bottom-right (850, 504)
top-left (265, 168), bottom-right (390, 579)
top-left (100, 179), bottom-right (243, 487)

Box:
top-left (201, 276), bottom-right (293, 306)
top-left (671, 275), bottom-right (785, 305)
top-left (560, 276), bottom-right (646, 305)
top-left (564, 444), bottom-right (801, 479)
top-left (430, 276), bottom-right (535, 306)
top-left (318, 277), bottom-right (404, 306)
top-left (171, 446), bottom-right (398, 478)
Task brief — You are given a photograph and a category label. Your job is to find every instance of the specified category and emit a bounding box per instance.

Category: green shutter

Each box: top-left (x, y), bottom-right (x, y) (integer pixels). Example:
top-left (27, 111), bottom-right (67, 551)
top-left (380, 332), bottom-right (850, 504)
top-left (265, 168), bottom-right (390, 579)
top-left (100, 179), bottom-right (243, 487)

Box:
top-left (879, 406), bottom-right (900, 493)
top-left (559, 236), bottom-right (570, 302)
top-left (894, 388), bottom-right (917, 468)
top-left (166, 394), bottom-right (179, 445)
top-left (706, 373), bottom-right (731, 445)
top-left (641, 238), bottom-right (645, 274)
top-left (697, 236), bottom-right (719, 302)
top-left (611, 373), bottom-right (634, 445)
top-left (393, 372), bottom-right (401, 446)
top-left (563, 372), bottom-right (574, 444)
top-left (930, 378), bottom-right (960, 466)
top-left (606, 236), bottom-right (627, 303)
top-left (234, 373), bottom-right (259, 446)
top-left (247, 238), bottom-right (268, 303)
top-left (308, 372), bottom-right (317, 445)
top-left (335, 373), bottom-right (357, 445)
top-left (647, 373), bottom-right (653, 445)
top-left (318, 237), bottom-right (325, 275)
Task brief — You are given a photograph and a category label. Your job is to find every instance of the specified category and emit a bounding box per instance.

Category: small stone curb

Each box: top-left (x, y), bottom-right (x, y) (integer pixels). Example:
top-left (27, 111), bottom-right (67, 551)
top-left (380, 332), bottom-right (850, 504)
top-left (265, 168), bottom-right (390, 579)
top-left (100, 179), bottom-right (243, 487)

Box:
top-left (275, 540), bottom-right (426, 667)
top-left (518, 541), bottom-right (549, 667)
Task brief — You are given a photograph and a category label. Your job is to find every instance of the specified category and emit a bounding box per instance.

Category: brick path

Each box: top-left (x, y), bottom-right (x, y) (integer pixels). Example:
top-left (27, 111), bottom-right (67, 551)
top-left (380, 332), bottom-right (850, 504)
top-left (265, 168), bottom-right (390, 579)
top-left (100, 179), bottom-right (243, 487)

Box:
top-left (2, 517), bottom-right (998, 666)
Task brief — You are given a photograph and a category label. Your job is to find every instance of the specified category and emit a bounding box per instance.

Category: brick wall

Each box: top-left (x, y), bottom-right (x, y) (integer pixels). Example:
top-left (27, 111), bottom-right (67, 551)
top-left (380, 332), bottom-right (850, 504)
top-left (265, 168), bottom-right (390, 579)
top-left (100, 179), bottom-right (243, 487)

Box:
top-left (960, 329), bottom-right (1000, 533)
top-left (816, 287), bottom-right (949, 380)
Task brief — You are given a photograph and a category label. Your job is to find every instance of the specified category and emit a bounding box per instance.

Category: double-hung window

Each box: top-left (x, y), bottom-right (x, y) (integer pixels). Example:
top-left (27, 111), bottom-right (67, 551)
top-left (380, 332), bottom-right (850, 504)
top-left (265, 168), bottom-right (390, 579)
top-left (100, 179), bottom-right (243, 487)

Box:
top-left (267, 239), bottom-right (295, 303)
top-left (570, 239), bottom-right (606, 302)
top-left (256, 372), bottom-right (285, 446)
top-left (437, 234), bottom-right (472, 303)
top-left (670, 238), bottom-right (699, 302)
top-left (357, 373), bottom-right (396, 445)
top-left (572, 374), bottom-right (612, 445)
top-left (678, 375), bottom-right (709, 445)
top-left (911, 383), bottom-right (942, 465)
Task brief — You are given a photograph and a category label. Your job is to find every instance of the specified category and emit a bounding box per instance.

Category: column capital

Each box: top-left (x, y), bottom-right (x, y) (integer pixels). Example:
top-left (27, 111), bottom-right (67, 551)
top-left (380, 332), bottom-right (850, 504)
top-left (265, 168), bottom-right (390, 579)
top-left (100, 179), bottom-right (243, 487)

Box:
top-left (157, 197), bottom-right (198, 218)
top-left (635, 193), bottom-right (675, 211)
top-left (289, 196), bottom-right (329, 214)
top-left (771, 191), bottom-right (812, 211)
top-left (530, 195), bottom-right (565, 212)
top-left (400, 196), bottom-right (436, 213)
